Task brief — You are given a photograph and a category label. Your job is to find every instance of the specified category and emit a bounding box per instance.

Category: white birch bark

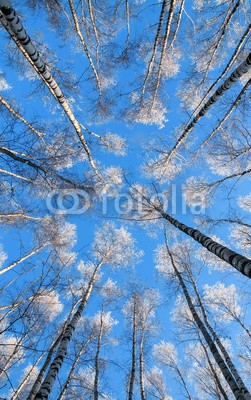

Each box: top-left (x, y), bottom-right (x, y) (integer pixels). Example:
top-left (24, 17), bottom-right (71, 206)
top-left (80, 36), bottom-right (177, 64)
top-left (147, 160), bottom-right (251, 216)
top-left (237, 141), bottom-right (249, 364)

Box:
top-left (128, 296), bottom-right (137, 400)
top-left (166, 244), bottom-right (249, 400)
top-left (167, 51), bottom-right (251, 161)
top-left (0, 243), bottom-right (48, 275)
top-left (161, 211), bottom-right (251, 278)
top-left (0, 95), bottom-right (46, 142)
top-left (67, 0), bottom-right (101, 94)
top-left (0, 0), bottom-right (102, 179)
top-left (34, 261), bottom-right (102, 399)
top-left (94, 308), bottom-right (104, 400)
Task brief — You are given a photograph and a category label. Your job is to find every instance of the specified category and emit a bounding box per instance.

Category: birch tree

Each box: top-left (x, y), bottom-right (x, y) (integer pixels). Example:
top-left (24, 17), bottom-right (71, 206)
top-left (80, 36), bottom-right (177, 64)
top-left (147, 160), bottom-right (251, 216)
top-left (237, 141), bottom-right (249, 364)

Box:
top-left (155, 237), bottom-right (251, 399)
top-left (129, 184), bottom-right (251, 278)
top-left (33, 222), bottom-right (141, 399)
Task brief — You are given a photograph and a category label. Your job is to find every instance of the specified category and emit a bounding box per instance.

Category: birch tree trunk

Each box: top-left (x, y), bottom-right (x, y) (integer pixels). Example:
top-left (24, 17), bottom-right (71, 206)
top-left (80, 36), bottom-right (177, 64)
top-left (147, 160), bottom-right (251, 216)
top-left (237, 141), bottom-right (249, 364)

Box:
top-left (0, 0), bottom-right (101, 179)
top-left (0, 95), bottom-right (45, 142)
top-left (34, 262), bottom-right (101, 399)
top-left (167, 51), bottom-right (251, 161)
top-left (197, 332), bottom-right (229, 400)
top-left (141, 0), bottom-right (167, 98)
top-left (166, 243), bottom-right (250, 400)
top-left (94, 308), bottom-right (104, 400)
top-left (190, 274), bottom-right (250, 395)
top-left (199, 79), bottom-right (251, 148)
top-left (27, 305), bottom-right (80, 400)
top-left (139, 335), bottom-right (146, 400)
top-left (27, 334), bottom-right (65, 400)
top-left (57, 338), bottom-right (91, 400)
top-left (0, 145), bottom-right (90, 190)
top-left (152, 0), bottom-right (176, 104)
top-left (128, 296), bottom-right (137, 400)
top-left (0, 213), bottom-right (43, 222)
top-left (192, 22), bottom-right (251, 117)
top-left (67, 0), bottom-right (101, 95)
top-left (161, 212), bottom-right (251, 278)
top-left (0, 243), bottom-right (48, 275)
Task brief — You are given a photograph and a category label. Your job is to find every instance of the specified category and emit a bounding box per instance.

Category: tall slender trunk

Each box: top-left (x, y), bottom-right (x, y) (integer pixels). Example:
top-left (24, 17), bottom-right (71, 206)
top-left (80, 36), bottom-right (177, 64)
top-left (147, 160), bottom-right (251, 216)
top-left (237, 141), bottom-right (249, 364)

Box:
top-left (198, 330), bottom-right (229, 400)
top-left (27, 306), bottom-right (79, 400)
top-left (199, 0), bottom-right (242, 85)
top-left (34, 262), bottom-right (102, 399)
top-left (94, 307), bottom-right (104, 400)
top-left (0, 333), bottom-right (28, 379)
top-left (191, 22), bottom-right (251, 118)
top-left (166, 0), bottom-right (184, 50)
top-left (57, 337), bottom-right (91, 400)
top-left (125, 0), bottom-right (130, 50)
top-left (87, 0), bottom-right (100, 65)
top-left (166, 51), bottom-right (251, 161)
top-left (128, 296), bottom-right (137, 400)
top-left (234, 316), bottom-right (251, 340)
top-left (139, 334), bottom-right (146, 400)
top-left (0, 145), bottom-right (90, 190)
top-left (0, 0), bottom-right (101, 179)
top-left (190, 273), bottom-right (250, 394)
top-left (161, 212), bottom-right (251, 278)
top-left (11, 352), bottom-right (45, 400)
top-left (199, 79), bottom-right (251, 149)
top-left (174, 366), bottom-right (193, 400)
top-left (27, 334), bottom-right (64, 400)
top-left (0, 95), bottom-right (46, 142)
top-left (0, 10), bottom-right (62, 103)
top-left (166, 243), bottom-right (250, 400)
top-left (0, 213), bottom-right (43, 222)
top-left (141, 0), bottom-right (167, 99)
top-left (0, 243), bottom-right (48, 275)
top-left (0, 168), bottom-right (34, 183)
top-left (67, 0), bottom-right (101, 94)
top-left (152, 0), bottom-right (176, 104)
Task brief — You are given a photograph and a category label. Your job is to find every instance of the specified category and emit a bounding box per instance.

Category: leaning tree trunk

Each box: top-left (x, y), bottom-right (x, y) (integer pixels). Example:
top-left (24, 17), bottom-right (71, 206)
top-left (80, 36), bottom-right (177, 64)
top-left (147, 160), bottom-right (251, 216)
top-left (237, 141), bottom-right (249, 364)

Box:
top-left (192, 22), bottom-right (251, 118)
top-left (197, 331), bottom-right (229, 400)
top-left (11, 352), bottom-right (45, 400)
top-left (34, 262), bottom-right (101, 399)
top-left (57, 336), bottom-right (91, 400)
top-left (190, 273), bottom-right (250, 395)
top-left (94, 308), bottom-right (104, 400)
top-left (0, 244), bottom-right (48, 275)
top-left (166, 51), bottom-right (251, 161)
top-left (27, 331), bottom-right (66, 400)
top-left (166, 244), bottom-right (250, 400)
top-left (0, 145), bottom-right (90, 190)
top-left (67, 0), bottom-right (101, 95)
top-left (152, 0), bottom-right (176, 104)
top-left (139, 334), bottom-right (146, 400)
top-left (27, 303), bottom-right (81, 400)
top-left (0, 95), bottom-right (45, 142)
top-left (200, 78), bottom-right (251, 148)
top-left (128, 296), bottom-right (137, 400)
top-left (161, 212), bottom-right (251, 278)
top-left (141, 0), bottom-right (167, 99)
top-left (0, 0), bottom-right (101, 179)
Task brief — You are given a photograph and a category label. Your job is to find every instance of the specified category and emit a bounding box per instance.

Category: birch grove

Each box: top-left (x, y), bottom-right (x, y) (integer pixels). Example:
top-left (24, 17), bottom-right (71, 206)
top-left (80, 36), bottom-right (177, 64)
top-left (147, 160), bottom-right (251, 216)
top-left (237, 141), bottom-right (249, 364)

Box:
top-left (0, 0), bottom-right (250, 399)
